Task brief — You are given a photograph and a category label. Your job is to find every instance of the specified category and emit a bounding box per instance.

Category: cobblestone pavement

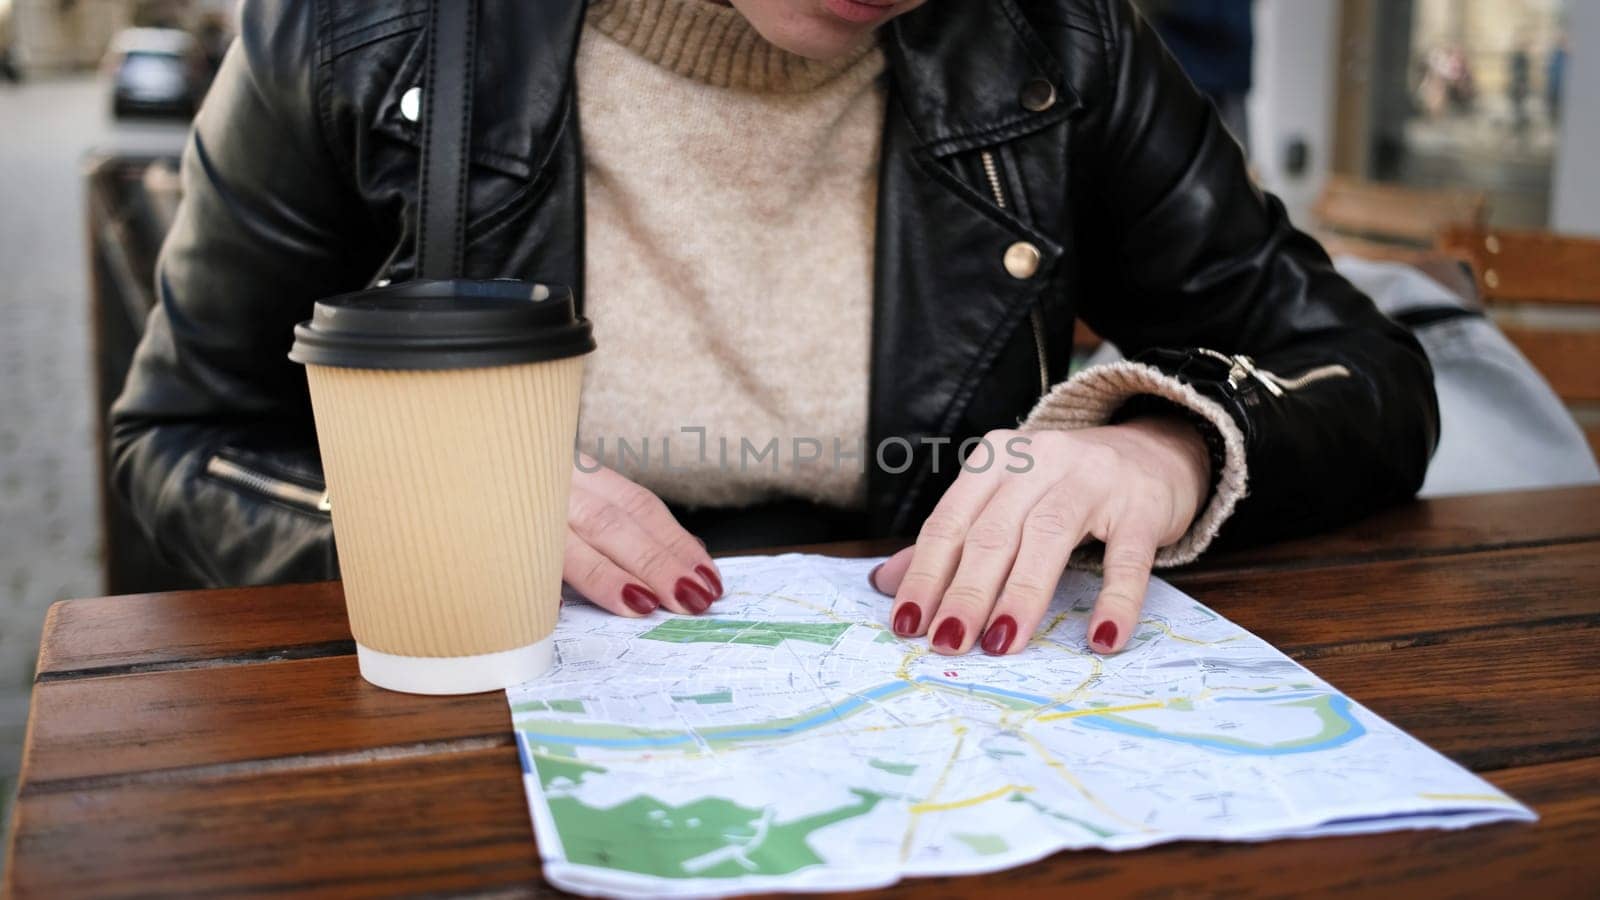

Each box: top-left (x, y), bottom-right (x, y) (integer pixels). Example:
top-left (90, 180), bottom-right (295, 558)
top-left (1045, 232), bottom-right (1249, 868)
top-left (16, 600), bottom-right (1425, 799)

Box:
top-left (0, 74), bottom-right (186, 870)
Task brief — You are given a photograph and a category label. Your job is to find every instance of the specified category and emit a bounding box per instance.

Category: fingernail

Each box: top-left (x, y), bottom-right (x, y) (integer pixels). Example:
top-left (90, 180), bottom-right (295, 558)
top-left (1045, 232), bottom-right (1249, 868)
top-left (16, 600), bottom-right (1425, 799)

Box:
top-left (1092, 620), bottom-right (1118, 650)
top-left (868, 563), bottom-right (886, 593)
top-left (675, 577), bottom-right (713, 614)
top-left (981, 615), bottom-right (1017, 656)
top-left (932, 618), bottom-right (965, 652)
top-left (892, 602), bottom-right (921, 636)
top-left (695, 564), bottom-right (723, 598)
top-left (621, 583), bottom-right (660, 615)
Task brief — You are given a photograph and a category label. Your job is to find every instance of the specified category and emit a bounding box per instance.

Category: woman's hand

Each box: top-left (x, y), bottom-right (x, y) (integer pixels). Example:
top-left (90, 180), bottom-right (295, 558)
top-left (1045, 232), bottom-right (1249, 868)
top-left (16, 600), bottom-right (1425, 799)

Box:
top-left (562, 454), bottom-right (722, 617)
top-left (871, 418), bottom-right (1210, 656)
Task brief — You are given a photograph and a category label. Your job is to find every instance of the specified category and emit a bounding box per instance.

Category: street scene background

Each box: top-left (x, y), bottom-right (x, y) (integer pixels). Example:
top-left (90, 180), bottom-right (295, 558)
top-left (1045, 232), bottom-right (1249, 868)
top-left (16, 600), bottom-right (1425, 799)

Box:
top-left (0, 72), bottom-right (186, 868)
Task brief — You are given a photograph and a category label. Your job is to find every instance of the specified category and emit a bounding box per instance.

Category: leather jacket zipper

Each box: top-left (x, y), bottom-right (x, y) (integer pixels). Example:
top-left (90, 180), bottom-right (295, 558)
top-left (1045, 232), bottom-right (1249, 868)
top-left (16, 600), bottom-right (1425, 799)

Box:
top-left (981, 149), bottom-right (1050, 395)
top-left (1266, 363), bottom-right (1352, 391)
top-left (1194, 348), bottom-right (1351, 397)
top-left (205, 454), bottom-right (332, 514)
top-left (980, 150), bottom-right (1008, 211)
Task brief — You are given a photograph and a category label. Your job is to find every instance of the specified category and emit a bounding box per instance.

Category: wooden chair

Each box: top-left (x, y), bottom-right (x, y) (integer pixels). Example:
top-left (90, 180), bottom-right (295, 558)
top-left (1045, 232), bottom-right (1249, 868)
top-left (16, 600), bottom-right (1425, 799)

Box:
top-left (1313, 175), bottom-right (1487, 247)
top-left (1437, 225), bottom-right (1600, 460)
top-left (1318, 233), bottom-right (1448, 266)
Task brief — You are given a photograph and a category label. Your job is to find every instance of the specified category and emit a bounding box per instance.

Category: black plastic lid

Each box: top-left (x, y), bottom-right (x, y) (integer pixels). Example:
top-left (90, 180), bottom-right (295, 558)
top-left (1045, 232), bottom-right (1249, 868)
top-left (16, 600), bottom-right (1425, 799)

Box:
top-left (289, 279), bottom-right (594, 370)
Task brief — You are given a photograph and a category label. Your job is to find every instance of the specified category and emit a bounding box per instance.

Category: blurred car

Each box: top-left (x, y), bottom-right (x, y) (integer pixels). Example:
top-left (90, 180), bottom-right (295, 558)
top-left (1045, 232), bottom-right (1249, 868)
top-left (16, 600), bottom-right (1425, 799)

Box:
top-left (1, 0), bottom-right (22, 83)
top-left (105, 28), bottom-right (206, 119)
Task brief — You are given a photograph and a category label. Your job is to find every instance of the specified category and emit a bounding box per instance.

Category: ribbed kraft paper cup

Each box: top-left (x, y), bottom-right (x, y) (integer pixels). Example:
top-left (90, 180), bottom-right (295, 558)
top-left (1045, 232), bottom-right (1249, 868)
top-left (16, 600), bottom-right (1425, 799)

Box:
top-left (290, 280), bottom-right (594, 695)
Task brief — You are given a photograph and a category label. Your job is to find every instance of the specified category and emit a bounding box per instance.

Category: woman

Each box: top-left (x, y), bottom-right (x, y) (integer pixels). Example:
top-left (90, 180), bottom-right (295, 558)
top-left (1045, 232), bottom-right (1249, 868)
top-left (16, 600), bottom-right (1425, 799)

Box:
top-left (111, 0), bottom-right (1437, 659)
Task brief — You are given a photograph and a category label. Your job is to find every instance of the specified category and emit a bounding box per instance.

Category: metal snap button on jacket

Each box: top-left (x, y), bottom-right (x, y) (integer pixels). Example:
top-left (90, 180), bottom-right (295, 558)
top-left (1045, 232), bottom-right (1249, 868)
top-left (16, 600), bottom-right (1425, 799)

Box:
top-left (1020, 78), bottom-right (1057, 112)
top-left (400, 86), bottom-right (422, 122)
top-left (1004, 241), bottom-right (1042, 279)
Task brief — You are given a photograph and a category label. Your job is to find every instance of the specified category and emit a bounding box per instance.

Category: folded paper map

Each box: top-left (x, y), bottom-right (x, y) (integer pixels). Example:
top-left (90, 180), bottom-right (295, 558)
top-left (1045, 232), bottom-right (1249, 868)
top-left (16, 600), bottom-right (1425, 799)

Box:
top-left (508, 554), bottom-right (1534, 898)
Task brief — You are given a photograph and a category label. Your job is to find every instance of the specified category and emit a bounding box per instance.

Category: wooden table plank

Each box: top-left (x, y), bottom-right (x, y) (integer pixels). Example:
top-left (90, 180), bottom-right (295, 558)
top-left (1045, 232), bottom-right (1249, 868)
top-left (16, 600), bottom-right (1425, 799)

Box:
top-left (19, 654), bottom-right (511, 786)
top-left (34, 580), bottom-right (351, 679)
top-left (9, 750), bottom-right (1595, 899)
top-left (1302, 626), bottom-right (1600, 770)
top-left (1188, 483), bottom-right (1600, 573)
top-left (1174, 540), bottom-right (1600, 653)
top-left (20, 617), bottom-right (1596, 790)
top-left (7, 746), bottom-right (543, 899)
top-left (32, 488), bottom-right (1600, 679)
top-left (20, 541), bottom-right (1600, 787)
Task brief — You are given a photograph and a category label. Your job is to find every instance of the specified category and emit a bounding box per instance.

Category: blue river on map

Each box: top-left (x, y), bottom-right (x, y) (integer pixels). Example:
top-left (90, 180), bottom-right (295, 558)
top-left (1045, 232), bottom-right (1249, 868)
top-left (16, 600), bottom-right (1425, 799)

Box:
top-left (516, 676), bottom-right (1367, 756)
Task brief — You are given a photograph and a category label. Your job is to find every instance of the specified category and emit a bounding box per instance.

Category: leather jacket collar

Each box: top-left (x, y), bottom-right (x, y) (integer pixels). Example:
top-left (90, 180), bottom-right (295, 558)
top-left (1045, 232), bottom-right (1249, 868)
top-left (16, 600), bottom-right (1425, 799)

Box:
top-left (363, 1), bottom-right (1083, 182)
top-left (885, 1), bottom-right (1083, 154)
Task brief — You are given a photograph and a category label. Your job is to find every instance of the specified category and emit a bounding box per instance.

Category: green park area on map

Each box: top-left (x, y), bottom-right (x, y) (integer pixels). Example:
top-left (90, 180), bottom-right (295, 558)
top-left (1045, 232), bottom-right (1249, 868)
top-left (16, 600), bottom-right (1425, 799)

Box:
top-left (868, 758), bottom-right (917, 776)
top-left (672, 689), bottom-right (734, 705)
top-left (509, 699), bottom-right (585, 714)
top-left (640, 618), bottom-right (851, 648)
top-left (534, 753), bottom-right (886, 880)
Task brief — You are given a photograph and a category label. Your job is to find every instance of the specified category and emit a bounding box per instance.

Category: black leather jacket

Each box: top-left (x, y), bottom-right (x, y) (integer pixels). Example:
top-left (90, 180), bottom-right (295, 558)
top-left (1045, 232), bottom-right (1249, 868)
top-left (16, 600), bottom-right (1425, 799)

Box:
top-left (111, 0), bottom-right (1439, 587)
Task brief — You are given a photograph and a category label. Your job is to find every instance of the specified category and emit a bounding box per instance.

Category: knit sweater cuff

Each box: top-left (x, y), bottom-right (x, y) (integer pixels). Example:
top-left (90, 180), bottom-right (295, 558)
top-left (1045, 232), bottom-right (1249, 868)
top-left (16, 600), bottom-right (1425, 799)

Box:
top-left (1019, 361), bottom-right (1249, 568)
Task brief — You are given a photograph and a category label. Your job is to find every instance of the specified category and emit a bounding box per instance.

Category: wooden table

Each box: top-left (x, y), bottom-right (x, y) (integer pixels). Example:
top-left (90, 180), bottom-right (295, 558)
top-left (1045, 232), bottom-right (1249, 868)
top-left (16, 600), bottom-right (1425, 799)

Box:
top-left (7, 487), bottom-right (1600, 897)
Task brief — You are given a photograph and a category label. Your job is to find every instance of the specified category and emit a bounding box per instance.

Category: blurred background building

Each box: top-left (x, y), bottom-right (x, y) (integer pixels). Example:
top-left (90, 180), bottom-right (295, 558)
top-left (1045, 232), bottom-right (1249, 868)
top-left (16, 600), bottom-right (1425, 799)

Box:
top-left (1244, 0), bottom-right (1596, 235)
top-left (1342, 0), bottom-right (1569, 228)
top-left (5, 0), bottom-right (232, 71)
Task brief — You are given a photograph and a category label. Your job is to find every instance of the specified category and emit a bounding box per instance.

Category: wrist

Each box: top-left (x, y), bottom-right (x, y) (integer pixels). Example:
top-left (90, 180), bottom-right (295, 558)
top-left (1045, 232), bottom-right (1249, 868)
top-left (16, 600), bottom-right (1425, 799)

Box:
top-left (1119, 414), bottom-right (1213, 507)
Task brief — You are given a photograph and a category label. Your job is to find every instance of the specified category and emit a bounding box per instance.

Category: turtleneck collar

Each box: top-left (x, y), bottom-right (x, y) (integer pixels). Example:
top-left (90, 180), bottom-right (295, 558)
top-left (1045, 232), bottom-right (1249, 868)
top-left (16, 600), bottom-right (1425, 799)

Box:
top-left (586, 0), bottom-right (879, 93)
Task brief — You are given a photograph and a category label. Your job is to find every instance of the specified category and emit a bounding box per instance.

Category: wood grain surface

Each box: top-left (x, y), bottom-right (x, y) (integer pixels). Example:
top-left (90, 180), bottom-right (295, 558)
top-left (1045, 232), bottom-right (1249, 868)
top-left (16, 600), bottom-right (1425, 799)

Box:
top-left (9, 748), bottom-right (1596, 898)
top-left (8, 488), bottom-right (1600, 898)
top-left (33, 486), bottom-right (1600, 678)
top-left (1438, 225), bottom-right (1600, 306)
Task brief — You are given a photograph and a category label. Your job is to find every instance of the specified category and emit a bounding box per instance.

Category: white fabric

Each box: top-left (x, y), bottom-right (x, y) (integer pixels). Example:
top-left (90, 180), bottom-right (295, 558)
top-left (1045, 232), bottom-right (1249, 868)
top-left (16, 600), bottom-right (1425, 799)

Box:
top-left (1076, 258), bottom-right (1600, 502)
top-left (1333, 256), bottom-right (1600, 496)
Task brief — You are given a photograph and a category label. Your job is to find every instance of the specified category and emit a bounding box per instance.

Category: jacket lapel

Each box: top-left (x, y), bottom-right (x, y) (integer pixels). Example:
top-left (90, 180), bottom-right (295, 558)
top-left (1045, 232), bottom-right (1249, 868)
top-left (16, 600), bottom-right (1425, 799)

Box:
top-left (868, 0), bottom-right (1082, 532)
top-left (371, 0), bottom-right (586, 182)
top-left (883, 0), bottom-right (1081, 152)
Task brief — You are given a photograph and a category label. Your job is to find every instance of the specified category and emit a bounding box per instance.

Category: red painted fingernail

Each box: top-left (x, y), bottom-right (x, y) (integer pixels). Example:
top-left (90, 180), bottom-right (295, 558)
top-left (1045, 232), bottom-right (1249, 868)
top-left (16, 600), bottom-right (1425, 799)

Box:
top-left (675, 577), bottom-right (712, 614)
top-left (695, 564), bottom-right (723, 598)
top-left (932, 618), bottom-right (965, 651)
top-left (1092, 620), bottom-right (1118, 650)
top-left (892, 603), bottom-right (921, 636)
top-left (621, 583), bottom-right (660, 614)
top-left (869, 563), bottom-right (886, 593)
top-left (981, 615), bottom-right (1017, 656)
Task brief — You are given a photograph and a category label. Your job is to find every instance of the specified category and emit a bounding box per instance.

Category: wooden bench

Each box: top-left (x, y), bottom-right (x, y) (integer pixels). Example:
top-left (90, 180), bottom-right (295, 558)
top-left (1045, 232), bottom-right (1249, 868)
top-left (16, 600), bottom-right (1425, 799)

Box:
top-left (1313, 175), bottom-right (1487, 248)
top-left (1437, 226), bottom-right (1600, 460)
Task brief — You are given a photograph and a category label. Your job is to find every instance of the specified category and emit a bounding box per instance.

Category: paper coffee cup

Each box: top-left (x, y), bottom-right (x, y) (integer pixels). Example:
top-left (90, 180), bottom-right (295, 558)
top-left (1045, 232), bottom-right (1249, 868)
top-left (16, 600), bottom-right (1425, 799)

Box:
top-left (289, 280), bottom-right (594, 695)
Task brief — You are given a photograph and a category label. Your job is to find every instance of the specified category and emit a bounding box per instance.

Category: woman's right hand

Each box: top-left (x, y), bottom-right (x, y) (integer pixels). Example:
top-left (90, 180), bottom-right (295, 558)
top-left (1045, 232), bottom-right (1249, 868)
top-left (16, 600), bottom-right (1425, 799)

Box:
top-left (563, 453), bottom-right (723, 617)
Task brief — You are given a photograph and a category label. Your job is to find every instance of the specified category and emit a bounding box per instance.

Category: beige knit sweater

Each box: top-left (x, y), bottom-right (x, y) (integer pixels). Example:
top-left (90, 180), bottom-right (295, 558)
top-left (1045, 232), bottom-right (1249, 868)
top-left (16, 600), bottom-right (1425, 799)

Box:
top-left (575, 0), bottom-right (1247, 565)
top-left (576, 0), bottom-right (883, 510)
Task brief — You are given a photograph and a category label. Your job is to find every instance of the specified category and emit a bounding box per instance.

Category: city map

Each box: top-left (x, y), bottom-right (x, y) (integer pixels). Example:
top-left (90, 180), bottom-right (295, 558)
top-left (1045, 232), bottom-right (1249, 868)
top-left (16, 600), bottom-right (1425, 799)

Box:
top-left (508, 554), bottom-right (1534, 898)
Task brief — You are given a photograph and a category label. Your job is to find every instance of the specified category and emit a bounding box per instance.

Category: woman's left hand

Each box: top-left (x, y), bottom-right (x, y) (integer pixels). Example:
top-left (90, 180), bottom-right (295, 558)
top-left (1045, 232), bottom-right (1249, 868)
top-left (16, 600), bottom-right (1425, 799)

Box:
top-left (870, 417), bottom-right (1211, 656)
